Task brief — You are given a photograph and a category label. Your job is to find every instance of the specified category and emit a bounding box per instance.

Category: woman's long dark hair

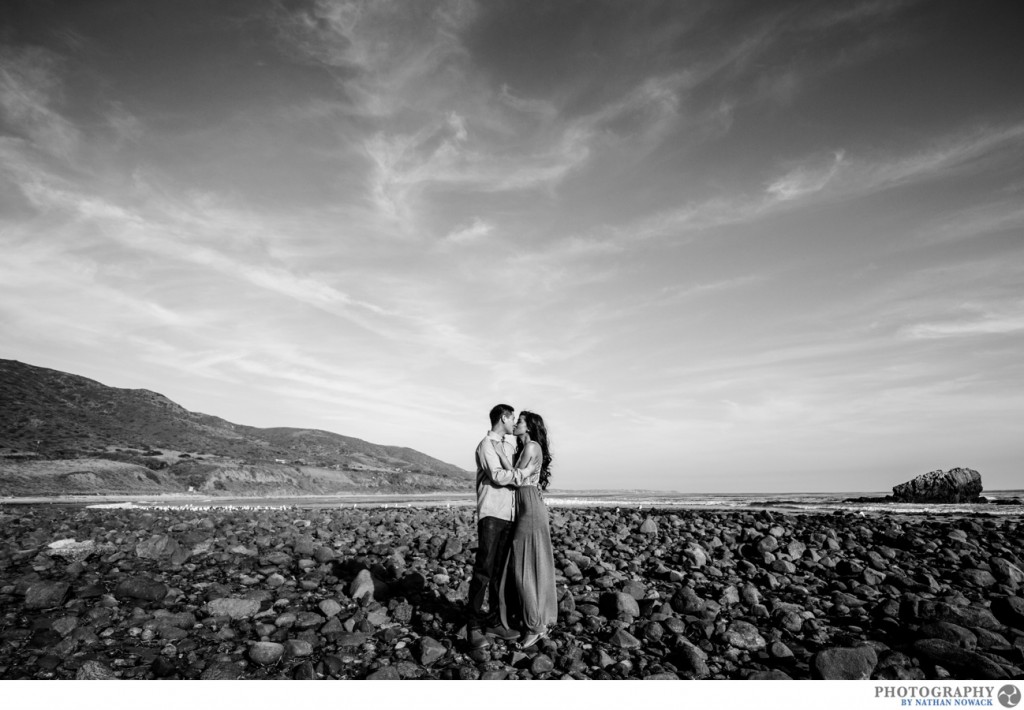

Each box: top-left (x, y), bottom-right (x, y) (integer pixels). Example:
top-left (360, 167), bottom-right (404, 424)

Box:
top-left (520, 410), bottom-right (552, 491)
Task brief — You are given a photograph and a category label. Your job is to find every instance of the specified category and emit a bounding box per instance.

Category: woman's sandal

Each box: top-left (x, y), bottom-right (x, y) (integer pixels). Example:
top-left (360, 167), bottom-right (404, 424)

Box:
top-left (517, 631), bottom-right (547, 650)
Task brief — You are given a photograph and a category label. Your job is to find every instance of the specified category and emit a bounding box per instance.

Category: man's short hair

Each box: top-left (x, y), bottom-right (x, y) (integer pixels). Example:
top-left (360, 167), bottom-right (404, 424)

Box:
top-left (489, 404), bottom-right (514, 427)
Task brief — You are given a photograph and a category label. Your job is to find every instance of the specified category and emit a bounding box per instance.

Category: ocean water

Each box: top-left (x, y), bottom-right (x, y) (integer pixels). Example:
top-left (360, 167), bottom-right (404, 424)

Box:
top-left (545, 489), bottom-right (1024, 518)
top-left (61, 488), bottom-right (1024, 517)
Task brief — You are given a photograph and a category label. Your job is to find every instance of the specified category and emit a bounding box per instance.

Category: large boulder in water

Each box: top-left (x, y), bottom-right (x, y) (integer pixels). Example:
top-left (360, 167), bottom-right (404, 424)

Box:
top-left (892, 468), bottom-right (982, 503)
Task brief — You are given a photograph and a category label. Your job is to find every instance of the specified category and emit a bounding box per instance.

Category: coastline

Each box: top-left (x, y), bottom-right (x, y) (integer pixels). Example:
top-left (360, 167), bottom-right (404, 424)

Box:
top-left (3, 489), bottom-right (1022, 518)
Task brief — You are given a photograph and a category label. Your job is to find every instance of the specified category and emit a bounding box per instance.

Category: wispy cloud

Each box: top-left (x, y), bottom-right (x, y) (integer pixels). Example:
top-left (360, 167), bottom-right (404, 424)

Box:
top-left (766, 151), bottom-right (846, 201)
top-left (0, 46), bottom-right (79, 159)
top-left (608, 122), bottom-right (1024, 243)
top-left (441, 217), bottom-right (493, 245)
top-left (902, 310), bottom-right (1024, 340)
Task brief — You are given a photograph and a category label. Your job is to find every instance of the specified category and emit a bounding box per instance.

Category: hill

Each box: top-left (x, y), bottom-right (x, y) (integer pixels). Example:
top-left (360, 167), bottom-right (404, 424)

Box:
top-left (0, 359), bottom-right (472, 497)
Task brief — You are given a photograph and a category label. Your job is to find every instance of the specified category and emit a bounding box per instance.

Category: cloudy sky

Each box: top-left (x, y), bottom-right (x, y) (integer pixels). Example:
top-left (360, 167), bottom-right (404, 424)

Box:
top-left (2, 1), bottom-right (1022, 493)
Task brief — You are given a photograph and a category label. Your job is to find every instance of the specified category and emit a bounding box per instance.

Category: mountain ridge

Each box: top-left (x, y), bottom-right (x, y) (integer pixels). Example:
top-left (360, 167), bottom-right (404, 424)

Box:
top-left (0, 358), bottom-right (472, 497)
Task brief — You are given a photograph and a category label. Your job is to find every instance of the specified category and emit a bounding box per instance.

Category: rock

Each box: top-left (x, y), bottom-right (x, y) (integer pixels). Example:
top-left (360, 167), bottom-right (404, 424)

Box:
top-left (24, 581), bottom-right (70, 609)
top-left (992, 559), bottom-right (1024, 587)
top-left (812, 646), bottom-right (878, 679)
top-left (76, 661), bottom-right (117, 679)
top-left (349, 569), bottom-right (376, 600)
top-left (891, 468), bottom-right (983, 503)
top-left (639, 517), bottom-right (658, 535)
top-left (960, 569), bottom-right (998, 588)
top-left (530, 655), bottom-right (555, 674)
top-left (51, 616), bottom-right (78, 637)
top-left (249, 641), bottom-right (285, 666)
top-left (318, 599), bottom-right (343, 618)
top-left (151, 656), bottom-right (178, 678)
top-left (621, 580), bottom-right (646, 601)
top-left (602, 591), bottom-right (640, 619)
top-left (670, 587), bottom-right (706, 614)
top-left (313, 546), bottom-right (336, 563)
top-left (206, 597), bottom-right (260, 619)
top-left (918, 622), bottom-right (978, 650)
top-left (46, 539), bottom-right (96, 561)
top-left (200, 662), bottom-right (244, 680)
top-left (335, 632), bottom-right (368, 648)
top-left (135, 534), bottom-right (182, 560)
top-left (114, 577), bottom-right (168, 602)
top-left (644, 671), bottom-right (680, 679)
top-left (292, 661), bottom-right (317, 679)
top-left (682, 543), bottom-right (708, 568)
top-left (991, 596), bottom-right (1024, 630)
top-left (440, 537), bottom-right (463, 560)
top-left (367, 665), bottom-right (400, 679)
top-left (670, 640), bottom-right (710, 678)
top-left (607, 628), bottom-right (642, 649)
top-left (285, 639), bottom-right (314, 658)
top-left (722, 621), bottom-right (766, 651)
top-left (748, 670), bottom-right (792, 680)
top-left (912, 639), bottom-right (1009, 679)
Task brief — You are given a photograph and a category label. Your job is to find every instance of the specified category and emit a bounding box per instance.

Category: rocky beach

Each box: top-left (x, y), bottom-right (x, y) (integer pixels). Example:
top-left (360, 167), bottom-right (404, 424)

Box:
top-left (1, 502), bottom-right (1022, 681)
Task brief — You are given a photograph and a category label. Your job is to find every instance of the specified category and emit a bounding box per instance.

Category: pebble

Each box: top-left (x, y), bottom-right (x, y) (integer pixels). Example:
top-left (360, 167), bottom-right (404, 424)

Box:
top-left (114, 576), bottom-right (168, 602)
top-left (812, 646), bottom-right (878, 679)
top-left (418, 636), bottom-right (447, 665)
top-left (206, 597), bottom-right (260, 619)
top-left (24, 581), bottom-right (70, 609)
top-left (249, 641), bottom-right (285, 666)
top-left (76, 661), bottom-right (118, 679)
top-left (1, 504), bottom-right (1021, 680)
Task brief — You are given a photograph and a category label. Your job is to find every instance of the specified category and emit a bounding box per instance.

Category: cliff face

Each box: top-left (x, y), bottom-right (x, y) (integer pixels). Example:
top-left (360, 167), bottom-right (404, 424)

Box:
top-left (0, 359), bottom-right (472, 497)
top-left (892, 468), bottom-right (983, 503)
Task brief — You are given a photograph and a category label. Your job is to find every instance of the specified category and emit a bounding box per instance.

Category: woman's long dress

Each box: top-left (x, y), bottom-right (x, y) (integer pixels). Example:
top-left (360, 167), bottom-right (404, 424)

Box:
top-left (499, 467), bottom-right (558, 634)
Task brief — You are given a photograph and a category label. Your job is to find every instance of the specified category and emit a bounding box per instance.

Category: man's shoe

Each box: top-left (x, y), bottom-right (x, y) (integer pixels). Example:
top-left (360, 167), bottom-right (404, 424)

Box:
top-left (468, 628), bottom-right (491, 650)
top-left (485, 625), bottom-right (520, 641)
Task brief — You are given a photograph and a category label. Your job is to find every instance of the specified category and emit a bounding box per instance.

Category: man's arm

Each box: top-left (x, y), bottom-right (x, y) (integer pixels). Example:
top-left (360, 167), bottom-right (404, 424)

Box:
top-left (480, 439), bottom-right (533, 486)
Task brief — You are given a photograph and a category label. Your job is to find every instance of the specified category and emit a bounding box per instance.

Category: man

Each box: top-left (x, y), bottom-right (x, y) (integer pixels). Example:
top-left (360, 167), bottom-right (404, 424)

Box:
top-left (466, 403), bottom-right (534, 649)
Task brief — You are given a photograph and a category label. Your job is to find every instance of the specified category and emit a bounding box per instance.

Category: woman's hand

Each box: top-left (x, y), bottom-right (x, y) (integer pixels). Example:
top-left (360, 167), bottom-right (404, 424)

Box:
top-left (492, 441), bottom-right (513, 470)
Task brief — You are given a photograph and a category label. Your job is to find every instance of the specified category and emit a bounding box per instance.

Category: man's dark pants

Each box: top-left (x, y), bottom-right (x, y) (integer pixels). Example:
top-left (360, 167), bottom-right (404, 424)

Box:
top-left (467, 516), bottom-right (514, 630)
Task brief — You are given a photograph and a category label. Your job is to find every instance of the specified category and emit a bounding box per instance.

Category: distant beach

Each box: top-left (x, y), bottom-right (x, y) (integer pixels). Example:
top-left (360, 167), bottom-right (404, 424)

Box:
top-left (4, 489), bottom-right (1022, 517)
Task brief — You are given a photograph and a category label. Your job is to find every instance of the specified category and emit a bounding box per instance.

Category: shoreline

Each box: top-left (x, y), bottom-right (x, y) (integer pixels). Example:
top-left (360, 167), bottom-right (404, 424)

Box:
top-left (3, 490), bottom-right (1022, 519)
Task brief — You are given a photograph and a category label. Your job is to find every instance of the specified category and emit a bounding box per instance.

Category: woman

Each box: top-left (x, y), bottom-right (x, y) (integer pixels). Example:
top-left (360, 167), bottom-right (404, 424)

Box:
top-left (492, 410), bottom-right (557, 648)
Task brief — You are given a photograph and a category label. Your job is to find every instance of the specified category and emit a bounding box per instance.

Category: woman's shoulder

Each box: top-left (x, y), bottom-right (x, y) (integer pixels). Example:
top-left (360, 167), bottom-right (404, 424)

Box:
top-left (524, 441), bottom-right (543, 456)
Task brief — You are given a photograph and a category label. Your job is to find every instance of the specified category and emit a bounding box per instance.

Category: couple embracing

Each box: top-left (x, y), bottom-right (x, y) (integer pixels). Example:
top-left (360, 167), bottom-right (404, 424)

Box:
top-left (467, 404), bottom-right (557, 651)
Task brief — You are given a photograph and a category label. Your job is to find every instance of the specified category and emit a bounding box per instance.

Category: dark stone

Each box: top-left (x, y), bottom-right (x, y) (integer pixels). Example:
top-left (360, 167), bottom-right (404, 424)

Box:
top-left (748, 670), bottom-right (792, 680)
top-left (812, 646), bottom-right (878, 679)
top-left (76, 661), bottom-right (117, 679)
top-left (891, 468), bottom-right (983, 503)
top-left (918, 622), bottom-right (978, 650)
top-left (418, 636), bottom-right (446, 665)
top-left (292, 661), bottom-right (317, 679)
top-left (367, 665), bottom-right (400, 680)
top-left (24, 581), bottom-right (70, 609)
top-left (991, 596), bottom-right (1024, 630)
top-left (722, 621), bottom-right (766, 651)
top-left (530, 654), bottom-right (555, 675)
top-left (151, 656), bottom-right (178, 678)
top-left (607, 628), bottom-right (642, 649)
top-left (912, 639), bottom-right (1010, 680)
top-left (114, 576), bottom-right (169, 602)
